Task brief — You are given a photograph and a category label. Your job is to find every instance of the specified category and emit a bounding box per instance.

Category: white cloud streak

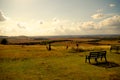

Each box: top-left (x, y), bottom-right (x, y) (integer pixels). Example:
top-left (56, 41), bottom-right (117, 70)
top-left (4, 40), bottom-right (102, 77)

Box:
top-left (96, 9), bottom-right (103, 13)
top-left (99, 15), bottom-right (120, 27)
top-left (0, 10), bottom-right (120, 36)
top-left (17, 22), bottom-right (27, 29)
top-left (0, 10), bottom-right (8, 21)
top-left (91, 13), bottom-right (105, 19)
top-left (80, 21), bottom-right (98, 29)
top-left (109, 4), bottom-right (116, 7)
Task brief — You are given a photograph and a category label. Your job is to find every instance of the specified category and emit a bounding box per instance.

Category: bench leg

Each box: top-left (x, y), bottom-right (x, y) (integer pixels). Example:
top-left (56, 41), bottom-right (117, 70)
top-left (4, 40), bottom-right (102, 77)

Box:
top-left (85, 56), bottom-right (88, 63)
top-left (101, 57), bottom-right (102, 61)
top-left (95, 58), bottom-right (98, 63)
top-left (89, 59), bottom-right (91, 63)
top-left (104, 57), bottom-right (107, 62)
top-left (85, 58), bottom-right (87, 63)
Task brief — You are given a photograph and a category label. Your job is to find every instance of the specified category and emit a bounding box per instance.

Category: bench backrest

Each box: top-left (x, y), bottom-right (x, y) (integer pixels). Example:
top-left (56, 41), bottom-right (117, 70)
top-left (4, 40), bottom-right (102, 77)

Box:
top-left (110, 45), bottom-right (120, 50)
top-left (90, 52), bottom-right (99, 58)
top-left (98, 51), bottom-right (106, 57)
top-left (89, 51), bottom-right (106, 58)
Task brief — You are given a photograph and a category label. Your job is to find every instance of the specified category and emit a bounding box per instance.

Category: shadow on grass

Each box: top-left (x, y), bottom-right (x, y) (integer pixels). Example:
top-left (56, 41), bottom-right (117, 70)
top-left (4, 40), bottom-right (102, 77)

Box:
top-left (0, 58), bottom-right (30, 62)
top-left (110, 51), bottom-right (120, 54)
top-left (92, 62), bottom-right (120, 68)
top-left (114, 52), bottom-right (120, 54)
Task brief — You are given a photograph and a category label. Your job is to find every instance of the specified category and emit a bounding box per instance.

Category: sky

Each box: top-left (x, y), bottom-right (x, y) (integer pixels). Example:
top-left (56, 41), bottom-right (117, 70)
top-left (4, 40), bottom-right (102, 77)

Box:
top-left (0, 0), bottom-right (120, 36)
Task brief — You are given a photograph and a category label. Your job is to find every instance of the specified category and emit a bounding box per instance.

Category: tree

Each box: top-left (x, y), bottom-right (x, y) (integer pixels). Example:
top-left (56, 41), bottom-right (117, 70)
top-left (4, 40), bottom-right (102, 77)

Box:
top-left (1, 38), bottom-right (8, 45)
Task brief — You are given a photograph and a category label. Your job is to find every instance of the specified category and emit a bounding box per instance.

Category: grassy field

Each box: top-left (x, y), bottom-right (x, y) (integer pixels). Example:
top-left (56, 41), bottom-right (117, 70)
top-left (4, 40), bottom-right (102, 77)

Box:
top-left (0, 39), bottom-right (120, 80)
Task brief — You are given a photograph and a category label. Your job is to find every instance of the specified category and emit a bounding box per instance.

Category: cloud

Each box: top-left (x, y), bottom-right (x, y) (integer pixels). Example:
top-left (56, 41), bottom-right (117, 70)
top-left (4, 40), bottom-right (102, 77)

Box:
top-left (99, 15), bottom-right (120, 27)
top-left (91, 13), bottom-right (105, 19)
top-left (109, 4), bottom-right (116, 7)
top-left (17, 22), bottom-right (26, 29)
top-left (52, 18), bottom-right (60, 25)
top-left (79, 21), bottom-right (98, 30)
top-left (96, 9), bottom-right (103, 13)
top-left (0, 10), bottom-right (8, 21)
top-left (39, 21), bottom-right (44, 24)
top-left (53, 25), bottom-right (82, 35)
top-left (77, 15), bottom-right (120, 34)
top-left (40, 15), bottom-right (120, 35)
top-left (50, 19), bottom-right (82, 35)
top-left (37, 20), bottom-right (44, 24)
top-left (1, 14), bottom-right (120, 36)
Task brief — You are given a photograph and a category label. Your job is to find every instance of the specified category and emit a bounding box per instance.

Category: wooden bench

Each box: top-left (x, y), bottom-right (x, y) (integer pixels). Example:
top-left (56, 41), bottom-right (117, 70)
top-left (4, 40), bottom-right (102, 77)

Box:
top-left (110, 45), bottom-right (120, 53)
top-left (85, 51), bottom-right (107, 63)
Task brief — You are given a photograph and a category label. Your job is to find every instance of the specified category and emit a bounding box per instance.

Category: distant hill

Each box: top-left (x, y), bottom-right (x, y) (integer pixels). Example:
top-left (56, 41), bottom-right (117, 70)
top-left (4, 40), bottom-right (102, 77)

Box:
top-left (0, 34), bottom-right (120, 39)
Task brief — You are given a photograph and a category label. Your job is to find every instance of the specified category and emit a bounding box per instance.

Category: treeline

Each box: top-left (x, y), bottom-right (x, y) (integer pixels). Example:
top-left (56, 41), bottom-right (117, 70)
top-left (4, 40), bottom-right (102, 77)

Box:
top-left (1, 39), bottom-right (72, 45)
top-left (88, 39), bottom-right (101, 42)
top-left (100, 37), bottom-right (120, 40)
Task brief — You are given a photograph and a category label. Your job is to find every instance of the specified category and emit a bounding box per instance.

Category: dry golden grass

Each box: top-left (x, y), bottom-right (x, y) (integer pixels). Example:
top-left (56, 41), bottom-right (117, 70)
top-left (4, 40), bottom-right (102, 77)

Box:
top-left (99, 40), bottom-right (120, 45)
top-left (0, 39), bottom-right (120, 80)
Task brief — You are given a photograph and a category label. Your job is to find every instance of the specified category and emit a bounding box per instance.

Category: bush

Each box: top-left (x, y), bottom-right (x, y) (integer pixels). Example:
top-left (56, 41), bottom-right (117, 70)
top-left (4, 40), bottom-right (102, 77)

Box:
top-left (1, 39), bottom-right (8, 45)
top-left (68, 47), bottom-right (85, 53)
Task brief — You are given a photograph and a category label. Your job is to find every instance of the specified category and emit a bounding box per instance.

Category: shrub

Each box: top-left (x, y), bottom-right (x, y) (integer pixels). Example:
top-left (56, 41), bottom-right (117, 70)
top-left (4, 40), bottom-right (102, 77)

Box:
top-left (1, 38), bottom-right (8, 45)
top-left (68, 47), bottom-right (85, 53)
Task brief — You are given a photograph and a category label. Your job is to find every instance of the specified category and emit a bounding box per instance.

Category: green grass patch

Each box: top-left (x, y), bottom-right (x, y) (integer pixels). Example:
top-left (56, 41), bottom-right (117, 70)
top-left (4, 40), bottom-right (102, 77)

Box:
top-left (0, 44), bottom-right (120, 80)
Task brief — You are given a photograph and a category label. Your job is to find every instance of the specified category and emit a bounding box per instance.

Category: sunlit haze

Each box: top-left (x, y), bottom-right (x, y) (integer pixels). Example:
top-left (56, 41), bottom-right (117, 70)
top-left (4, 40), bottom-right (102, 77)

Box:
top-left (0, 0), bottom-right (120, 36)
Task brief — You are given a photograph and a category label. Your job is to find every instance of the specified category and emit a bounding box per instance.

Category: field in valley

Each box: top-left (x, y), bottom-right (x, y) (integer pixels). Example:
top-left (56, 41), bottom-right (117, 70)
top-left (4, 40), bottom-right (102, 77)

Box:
top-left (0, 37), bottom-right (120, 80)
